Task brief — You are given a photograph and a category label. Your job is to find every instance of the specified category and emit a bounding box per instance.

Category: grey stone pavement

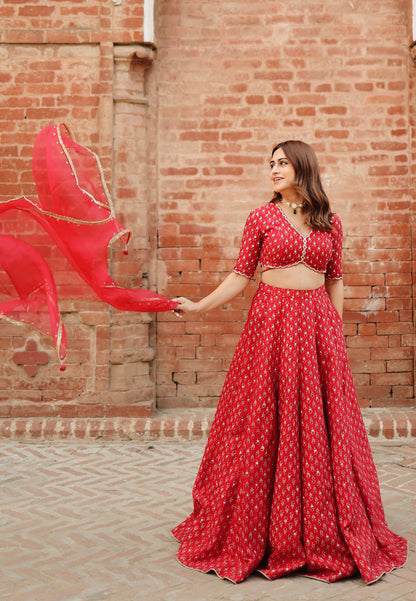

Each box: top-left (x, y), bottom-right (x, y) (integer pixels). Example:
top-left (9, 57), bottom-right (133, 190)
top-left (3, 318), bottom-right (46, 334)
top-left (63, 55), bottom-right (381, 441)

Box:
top-left (0, 440), bottom-right (414, 601)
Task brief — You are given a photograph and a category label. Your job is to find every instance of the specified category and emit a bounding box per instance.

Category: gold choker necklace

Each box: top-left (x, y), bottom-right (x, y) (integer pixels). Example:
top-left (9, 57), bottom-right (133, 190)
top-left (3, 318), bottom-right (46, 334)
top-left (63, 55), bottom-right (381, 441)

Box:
top-left (280, 199), bottom-right (304, 214)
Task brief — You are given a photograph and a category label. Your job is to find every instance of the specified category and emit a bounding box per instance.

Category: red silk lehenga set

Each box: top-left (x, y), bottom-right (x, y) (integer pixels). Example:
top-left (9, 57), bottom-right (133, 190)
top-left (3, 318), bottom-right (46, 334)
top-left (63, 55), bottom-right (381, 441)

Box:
top-left (172, 202), bottom-right (408, 584)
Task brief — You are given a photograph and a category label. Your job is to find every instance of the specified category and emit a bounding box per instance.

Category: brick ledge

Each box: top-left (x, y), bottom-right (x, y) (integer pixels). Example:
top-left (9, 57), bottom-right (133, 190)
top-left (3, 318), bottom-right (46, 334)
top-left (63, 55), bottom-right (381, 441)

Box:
top-left (0, 408), bottom-right (414, 442)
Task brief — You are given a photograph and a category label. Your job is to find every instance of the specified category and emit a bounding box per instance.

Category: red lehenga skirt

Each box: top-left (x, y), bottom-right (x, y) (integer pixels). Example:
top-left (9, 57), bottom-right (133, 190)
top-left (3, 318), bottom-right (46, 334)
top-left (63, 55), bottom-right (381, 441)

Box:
top-left (172, 283), bottom-right (408, 584)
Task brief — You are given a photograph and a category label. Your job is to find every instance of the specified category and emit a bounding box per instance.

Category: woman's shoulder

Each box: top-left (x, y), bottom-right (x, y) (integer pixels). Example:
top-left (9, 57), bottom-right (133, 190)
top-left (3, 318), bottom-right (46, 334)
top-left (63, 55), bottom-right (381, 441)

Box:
top-left (330, 212), bottom-right (342, 225)
top-left (329, 213), bottom-right (343, 239)
top-left (329, 213), bottom-right (342, 229)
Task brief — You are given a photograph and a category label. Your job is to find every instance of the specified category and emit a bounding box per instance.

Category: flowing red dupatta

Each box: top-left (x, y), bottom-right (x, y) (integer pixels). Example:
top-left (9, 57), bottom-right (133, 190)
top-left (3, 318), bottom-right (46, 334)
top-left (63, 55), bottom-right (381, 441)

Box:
top-left (0, 124), bottom-right (177, 366)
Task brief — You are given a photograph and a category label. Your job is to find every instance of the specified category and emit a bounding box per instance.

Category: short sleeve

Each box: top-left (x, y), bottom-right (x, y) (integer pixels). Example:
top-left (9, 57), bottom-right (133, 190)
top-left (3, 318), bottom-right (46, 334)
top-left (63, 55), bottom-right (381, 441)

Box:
top-left (233, 209), bottom-right (262, 280)
top-left (325, 214), bottom-right (343, 280)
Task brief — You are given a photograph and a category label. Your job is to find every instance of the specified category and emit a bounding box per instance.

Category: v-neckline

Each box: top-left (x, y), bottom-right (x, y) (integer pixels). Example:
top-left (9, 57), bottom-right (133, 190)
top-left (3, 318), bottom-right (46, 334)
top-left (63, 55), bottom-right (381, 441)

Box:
top-left (273, 202), bottom-right (313, 240)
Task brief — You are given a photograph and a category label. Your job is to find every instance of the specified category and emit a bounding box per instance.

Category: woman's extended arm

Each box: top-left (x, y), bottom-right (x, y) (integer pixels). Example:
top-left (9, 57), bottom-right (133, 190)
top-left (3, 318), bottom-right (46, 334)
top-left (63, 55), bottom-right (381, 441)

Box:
top-left (325, 278), bottom-right (344, 319)
top-left (173, 272), bottom-right (251, 316)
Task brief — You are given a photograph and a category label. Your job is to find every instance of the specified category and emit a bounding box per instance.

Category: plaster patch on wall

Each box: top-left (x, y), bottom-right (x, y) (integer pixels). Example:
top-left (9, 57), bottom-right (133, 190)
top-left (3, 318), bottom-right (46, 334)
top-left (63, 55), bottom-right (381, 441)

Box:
top-left (413, 0), bottom-right (416, 40)
top-left (144, 0), bottom-right (154, 43)
top-left (155, 259), bottom-right (169, 293)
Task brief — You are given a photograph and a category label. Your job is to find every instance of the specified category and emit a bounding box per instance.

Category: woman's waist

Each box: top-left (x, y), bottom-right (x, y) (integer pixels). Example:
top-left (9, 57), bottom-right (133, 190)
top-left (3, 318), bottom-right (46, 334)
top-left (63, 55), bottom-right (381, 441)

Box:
top-left (260, 264), bottom-right (325, 291)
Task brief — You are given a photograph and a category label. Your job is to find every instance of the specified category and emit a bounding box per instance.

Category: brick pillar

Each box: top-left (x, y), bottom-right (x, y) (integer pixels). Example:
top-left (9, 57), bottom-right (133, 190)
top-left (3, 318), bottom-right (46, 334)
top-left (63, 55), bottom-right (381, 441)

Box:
top-left (109, 44), bottom-right (157, 416)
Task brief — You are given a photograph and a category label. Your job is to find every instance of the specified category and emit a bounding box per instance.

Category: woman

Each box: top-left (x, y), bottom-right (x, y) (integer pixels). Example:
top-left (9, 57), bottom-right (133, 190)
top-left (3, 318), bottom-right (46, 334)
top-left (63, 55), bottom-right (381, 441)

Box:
top-left (171, 140), bottom-right (407, 584)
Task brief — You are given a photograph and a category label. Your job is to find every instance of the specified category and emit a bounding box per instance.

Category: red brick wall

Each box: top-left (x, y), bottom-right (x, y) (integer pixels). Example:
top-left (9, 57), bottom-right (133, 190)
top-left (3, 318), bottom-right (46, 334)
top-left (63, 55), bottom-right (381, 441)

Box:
top-left (0, 1), bottom-right (144, 44)
top-left (0, 0), bottom-right (414, 419)
top-left (155, 0), bottom-right (415, 409)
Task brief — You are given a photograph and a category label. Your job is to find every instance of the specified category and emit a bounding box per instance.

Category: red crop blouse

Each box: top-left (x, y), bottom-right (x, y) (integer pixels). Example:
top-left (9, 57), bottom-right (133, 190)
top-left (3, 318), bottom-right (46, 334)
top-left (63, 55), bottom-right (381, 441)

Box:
top-left (233, 202), bottom-right (343, 281)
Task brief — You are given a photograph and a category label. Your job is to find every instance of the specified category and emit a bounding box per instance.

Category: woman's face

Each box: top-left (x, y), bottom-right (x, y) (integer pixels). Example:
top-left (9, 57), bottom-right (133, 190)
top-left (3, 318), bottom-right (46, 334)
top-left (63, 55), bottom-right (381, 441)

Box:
top-left (269, 147), bottom-right (297, 196)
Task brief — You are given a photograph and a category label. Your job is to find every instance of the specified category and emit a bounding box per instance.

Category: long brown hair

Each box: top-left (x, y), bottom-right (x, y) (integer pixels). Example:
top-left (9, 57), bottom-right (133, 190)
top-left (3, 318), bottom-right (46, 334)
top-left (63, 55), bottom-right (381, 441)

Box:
top-left (270, 140), bottom-right (333, 230)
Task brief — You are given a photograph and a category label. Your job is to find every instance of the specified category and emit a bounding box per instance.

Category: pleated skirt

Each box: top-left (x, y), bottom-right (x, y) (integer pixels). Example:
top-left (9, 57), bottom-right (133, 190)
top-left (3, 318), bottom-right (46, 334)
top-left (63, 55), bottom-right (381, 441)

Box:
top-left (172, 283), bottom-right (408, 584)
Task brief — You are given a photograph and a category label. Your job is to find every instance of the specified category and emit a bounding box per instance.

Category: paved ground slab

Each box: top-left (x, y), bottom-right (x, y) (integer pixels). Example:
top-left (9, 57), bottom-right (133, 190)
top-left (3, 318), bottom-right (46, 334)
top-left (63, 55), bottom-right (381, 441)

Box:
top-left (0, 440), bottom-right (414, 601)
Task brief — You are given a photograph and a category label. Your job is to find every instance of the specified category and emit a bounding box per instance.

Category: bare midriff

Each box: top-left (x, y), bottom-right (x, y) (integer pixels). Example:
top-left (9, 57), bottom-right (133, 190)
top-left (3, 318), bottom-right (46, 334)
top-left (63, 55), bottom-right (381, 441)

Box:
top-left (261, 263), bottom-right (325, 290)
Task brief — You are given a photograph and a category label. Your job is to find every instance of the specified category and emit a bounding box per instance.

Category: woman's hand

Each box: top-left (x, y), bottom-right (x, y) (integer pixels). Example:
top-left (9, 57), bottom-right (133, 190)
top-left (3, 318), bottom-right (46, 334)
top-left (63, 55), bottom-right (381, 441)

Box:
top-left (325, 278), bottom-right (344, 319)
top-left (172, 297), bottom-right (200, 318)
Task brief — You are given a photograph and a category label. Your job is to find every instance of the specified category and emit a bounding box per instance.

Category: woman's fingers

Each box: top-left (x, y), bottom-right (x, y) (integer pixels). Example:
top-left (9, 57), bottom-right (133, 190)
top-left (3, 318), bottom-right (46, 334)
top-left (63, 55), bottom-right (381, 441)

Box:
top-left (172, 297), bottom-right (186, 317)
